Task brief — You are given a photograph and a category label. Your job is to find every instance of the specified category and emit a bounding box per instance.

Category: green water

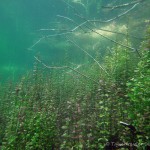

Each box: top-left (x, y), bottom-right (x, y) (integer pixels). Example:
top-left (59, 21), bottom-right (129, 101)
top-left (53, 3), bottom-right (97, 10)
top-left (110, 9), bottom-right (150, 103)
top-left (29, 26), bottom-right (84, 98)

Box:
top-left (0, 0), bottom-right (149, 83)
top-left (0, 0), bottom-right (62, 82)
top-left (0, 0), bottom-right (150, 149)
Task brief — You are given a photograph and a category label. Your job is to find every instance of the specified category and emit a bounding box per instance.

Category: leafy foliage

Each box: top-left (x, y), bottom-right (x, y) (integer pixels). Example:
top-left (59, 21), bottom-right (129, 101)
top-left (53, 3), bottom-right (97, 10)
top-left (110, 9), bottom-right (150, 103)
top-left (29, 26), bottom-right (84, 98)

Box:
top-left (127, 30), bottom-right (150, 145)
top-left (0, 0), bottom-right (149, 149)
top-left (0, 29), bottom-right (149, 149)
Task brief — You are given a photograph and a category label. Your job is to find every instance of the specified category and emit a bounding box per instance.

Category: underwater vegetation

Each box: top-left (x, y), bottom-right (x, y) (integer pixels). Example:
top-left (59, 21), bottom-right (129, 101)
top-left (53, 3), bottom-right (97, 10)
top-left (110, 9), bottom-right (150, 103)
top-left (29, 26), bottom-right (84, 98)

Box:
top-left (0, 0), bottom-right (150, 149)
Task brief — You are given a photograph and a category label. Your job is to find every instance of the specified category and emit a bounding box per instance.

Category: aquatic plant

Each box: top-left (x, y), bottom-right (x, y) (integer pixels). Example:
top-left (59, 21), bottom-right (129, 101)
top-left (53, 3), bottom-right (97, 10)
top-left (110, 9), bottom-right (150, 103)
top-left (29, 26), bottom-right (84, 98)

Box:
top-left (127, 28), bottom-right (150, 147)
top-left (0, 0), bottom-right (149, 149)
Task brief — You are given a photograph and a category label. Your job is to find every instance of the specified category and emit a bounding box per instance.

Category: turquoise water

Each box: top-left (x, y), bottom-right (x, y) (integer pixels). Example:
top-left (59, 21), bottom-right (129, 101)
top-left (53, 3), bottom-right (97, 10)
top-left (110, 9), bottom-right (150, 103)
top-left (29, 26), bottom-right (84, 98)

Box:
top-left (0, 1), bottom-right (150, 149)
top-left (0, 0), bottom-right (149, 82)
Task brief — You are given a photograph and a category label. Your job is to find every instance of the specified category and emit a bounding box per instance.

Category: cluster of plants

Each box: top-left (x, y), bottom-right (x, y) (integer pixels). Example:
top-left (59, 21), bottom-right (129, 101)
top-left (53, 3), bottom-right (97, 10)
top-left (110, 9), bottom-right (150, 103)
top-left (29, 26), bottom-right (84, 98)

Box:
top-left (0, 0), bottom-right (150, 149)
top-left (126, 27), bottom-right (150, 147)
top-left (0, 27), bottom-right (149, 149)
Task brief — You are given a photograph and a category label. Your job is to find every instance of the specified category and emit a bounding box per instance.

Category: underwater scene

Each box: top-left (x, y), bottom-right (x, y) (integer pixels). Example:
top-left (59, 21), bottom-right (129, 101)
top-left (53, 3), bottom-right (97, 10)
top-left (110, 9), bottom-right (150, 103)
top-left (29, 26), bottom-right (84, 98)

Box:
top-left (0, 0), bottom-right (150, 149)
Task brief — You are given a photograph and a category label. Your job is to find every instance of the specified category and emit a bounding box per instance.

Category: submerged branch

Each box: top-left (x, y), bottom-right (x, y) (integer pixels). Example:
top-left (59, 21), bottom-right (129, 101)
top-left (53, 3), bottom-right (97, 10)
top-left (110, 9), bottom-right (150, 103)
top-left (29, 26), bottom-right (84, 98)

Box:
top-left (29, 0), bottom-right (142, 57)
top-left (67, 66), bottom-right (98, 83)
top-left (62, 0), bottom-right (139, 23)
top-left (46, 31), bottom-right (73, 37)
top-left (56, 15), bottom-right (86, 32)
top-left (67, 37), bottom-right (109, 76)
top-left (39, 24), bottom-right (144, 40)
top-left (92, 28), bottom-right (145, 40)
top-left (34, 56), bottom-right (68, 69)
top-left (39, 28), bottom-right (68, 32)
top-left (61, 0), bottom-right (141, 57)
top-left (102, 0), bottom-right (145, 10)
top-left (75, 14), bottom-right (141, 57)
top-left (61, 0), bottom-right (80, 15)
top-left (28, 36), bottom-right (45, 50)
top-left (84, 3), bottom-right (139, 23)
top-left (34, 56), bottom-right (98, 83)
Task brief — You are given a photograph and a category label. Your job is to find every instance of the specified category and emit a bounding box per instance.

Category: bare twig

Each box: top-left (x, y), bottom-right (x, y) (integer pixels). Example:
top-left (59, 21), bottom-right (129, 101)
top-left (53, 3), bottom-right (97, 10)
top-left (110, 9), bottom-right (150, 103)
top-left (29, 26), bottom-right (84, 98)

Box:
top-left (34, 56), bottom-right (98, 83)
top-left (39, 28), bottom-right (68, 31)
top-left (61, 0), bottom-right (141, 57)
top-left (61, 0), bottom-right (80, 15)
top-left (29, 0), bottom-right (142, 56)
top-left (46, 31), bottom-right (73, 37)
top-left (66, 64), bottom-right (82, 74)
top-left (74, 14), bottom-right (141, 57)
top-left (67, 37), bottom-right (109, 75)
top-left (57, 15), bottom-right (75, 23)
top-left (90, 28), bottom-right (145, 40)
top-left (102, 0), bottom-right (145, 10)
top-left (71, 0), bottom-right (86, 10)
top-left (39, 25), bottom-right (144, 40)
top-left (79, 3), bottom-right (140, 23)
top-left (34, 56), bottom-right (68, 69)
top-left (56, 15), bottom-right (86, 32)
top-left (28, 36), bottom-right (45, 50)
top-left (62, 0), bottom-right (139, 23)
top-left (67, 66), bottom-right (97, 83)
